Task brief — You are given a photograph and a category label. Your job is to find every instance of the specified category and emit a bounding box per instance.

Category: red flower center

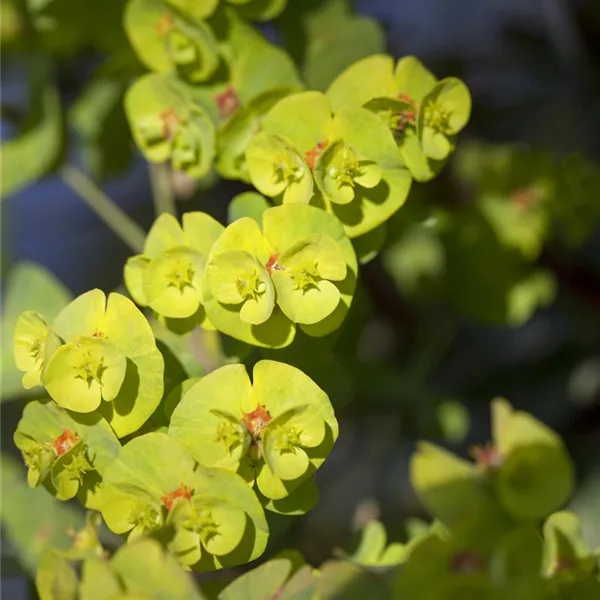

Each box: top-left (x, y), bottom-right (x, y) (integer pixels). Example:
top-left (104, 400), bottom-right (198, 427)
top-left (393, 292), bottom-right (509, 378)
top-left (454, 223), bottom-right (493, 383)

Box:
top-left (52, 429), bottom-right (80, 457)
top-left (242, 405), bottom-right (272, 440)
top-left (304, 140), bottom-right (328, 170)
top-left (158, 107), bottom-right (182, 139)
top-left (265, 254), bottom-right (283, 274)
top-left (215, 86), bottom-right (241, 120)
top-left (161, 483), bottom-right (193, 512)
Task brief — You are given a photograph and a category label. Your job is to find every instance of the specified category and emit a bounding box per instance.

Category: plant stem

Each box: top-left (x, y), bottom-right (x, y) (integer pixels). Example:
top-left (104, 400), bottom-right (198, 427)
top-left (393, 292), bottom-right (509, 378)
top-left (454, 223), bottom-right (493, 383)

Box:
top-left (149, 161), bottom-right (177, 217)
top-left (60, 164), bottom-right (146, 254)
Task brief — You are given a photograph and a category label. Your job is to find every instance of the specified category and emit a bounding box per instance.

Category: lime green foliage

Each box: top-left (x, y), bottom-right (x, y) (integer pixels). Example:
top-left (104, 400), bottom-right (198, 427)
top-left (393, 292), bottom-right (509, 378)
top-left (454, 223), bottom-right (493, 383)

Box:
top-left (327, 54), bottom-right (471, 183)
top-left (337, 520), bottom-right (406, 569)
top-left (14, 399), bottom-right (120, 502)
top-left (13, 289), bottom-right (165, 437)
top-left (98, 432), bottom-right (268, 570)
top-left (411, 398), bottom-right (574, 527)
top-left (169, 360), bottom-right (338, 509)
top-left (278, 0), bottom-right (385, 91)
top-left (245, 90), bottom-right (413, 237)
top-left (203, 203), bottom-right (357, 347)
top-left (125, 72), bottom-right (216, 179)
top-left (124, 211), bottom-right (224, 327)
top-left (0, 454), bottom-right (86, 575)
top-left (124, 0), bottom-right (221, 82)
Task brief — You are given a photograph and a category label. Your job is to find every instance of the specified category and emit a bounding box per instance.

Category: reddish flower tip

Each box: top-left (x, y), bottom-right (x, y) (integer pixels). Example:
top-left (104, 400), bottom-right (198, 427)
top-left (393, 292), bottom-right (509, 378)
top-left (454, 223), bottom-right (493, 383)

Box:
top-left (161, 483), bottom-right (193, 512)
top-left (52, 429), bottom-right (80, 457)
top-left (215, 86), bottom-right (240, 120)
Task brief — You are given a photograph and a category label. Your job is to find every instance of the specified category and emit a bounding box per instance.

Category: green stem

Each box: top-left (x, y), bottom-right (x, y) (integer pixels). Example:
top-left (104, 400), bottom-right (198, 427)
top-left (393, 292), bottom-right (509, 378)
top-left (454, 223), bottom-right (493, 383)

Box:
top-left (60, 164), bottom-right (146, 254)
top-left (149, 161), bottom-right (177, 217)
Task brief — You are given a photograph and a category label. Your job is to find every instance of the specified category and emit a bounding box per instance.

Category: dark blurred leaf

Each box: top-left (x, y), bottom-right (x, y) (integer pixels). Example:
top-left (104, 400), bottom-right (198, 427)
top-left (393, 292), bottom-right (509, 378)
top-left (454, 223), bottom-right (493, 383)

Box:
top-left (1, 57), bottom-right (63, 199)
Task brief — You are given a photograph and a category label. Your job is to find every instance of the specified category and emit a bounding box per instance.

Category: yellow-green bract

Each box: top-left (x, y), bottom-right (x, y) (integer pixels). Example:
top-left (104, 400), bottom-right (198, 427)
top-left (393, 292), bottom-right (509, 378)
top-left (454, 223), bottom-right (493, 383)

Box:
top-left (97, 432), bottom-right (268, 571)
top-left (327, 54), bottom-right (471, 183)
top-left (203, 203), bottom-right (357, 348)
top-left (13, 289), bottom-right (165, 438)
top-left (124, 211), bottom-right (224, 328)
top-left (124, 72), bottom-right (216, 179)
top-left (168, 360), bottom-right (338, 513)
top-left (410, 397), bottom-right (575, 529)
top-left (245, 90), bottom-right (412, 238)
top-left (14, 399), bottom-right (120, 504)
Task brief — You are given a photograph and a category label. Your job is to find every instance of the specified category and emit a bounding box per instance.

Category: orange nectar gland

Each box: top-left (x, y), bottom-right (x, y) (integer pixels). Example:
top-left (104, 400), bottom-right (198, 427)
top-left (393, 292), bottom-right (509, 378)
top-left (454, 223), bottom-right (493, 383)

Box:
top-left (511, 187), bottom-right (539, 211)
top-left (304, 140), bottom-right (328, 170)
top-left (265, 254), bottom-right (283, 275)
top-left (242, 405), bottom-right (272, 442)
top-left (159, 107), bottom-right (182, 140)
top-left (214, 86), bottom-right (241, 120)
top-left (154, 13), bottom-right (174, 37)
top-left (471, 443), bottom-right (503, 471)
top-left (161, 483), bottom-right (193, 512)
top-left (52, 429), bottom-right (81, 457)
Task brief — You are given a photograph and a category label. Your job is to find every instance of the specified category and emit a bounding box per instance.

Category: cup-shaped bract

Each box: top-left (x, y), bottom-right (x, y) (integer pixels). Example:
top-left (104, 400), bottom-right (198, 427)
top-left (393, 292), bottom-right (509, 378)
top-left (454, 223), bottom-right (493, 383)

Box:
top-left (418, 77), bottom-right (472, 162)
top-left (245, 132), bottom-right (313, 204)
top-left (245, 91), bottom-right (336, 204)
top-left (14, 399), bottom-right (120, 502)
top-left (125, 73), bottom-right (216, 179)
top-left (542, 511), bottom-right (597, 580)
top-left (314, 140), bottom-right (382, 206)
top-left (13, 310), bottom-right (62, 389)
top-left (203, 204), bottom-right (357, 347)
top-left (168, 360), bottom-right (338, 508)
top-left (124, 212), bottom-right (224, 327)
top-left (45, 290), bottom-right (164, 438)
top-left (125, 0), bottom-right (220, 82)
top-left (490, 399), bottom-right (575, 521)
top-left (98, 432), bottom-right (268, 570)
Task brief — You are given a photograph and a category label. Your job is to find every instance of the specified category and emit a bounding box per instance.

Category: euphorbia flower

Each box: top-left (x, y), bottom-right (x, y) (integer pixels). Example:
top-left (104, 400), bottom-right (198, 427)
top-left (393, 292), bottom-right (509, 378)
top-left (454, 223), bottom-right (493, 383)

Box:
top-left (203, 203), bottom-right (357, 347)
top-left (168, 360), bottom-right (338, 504)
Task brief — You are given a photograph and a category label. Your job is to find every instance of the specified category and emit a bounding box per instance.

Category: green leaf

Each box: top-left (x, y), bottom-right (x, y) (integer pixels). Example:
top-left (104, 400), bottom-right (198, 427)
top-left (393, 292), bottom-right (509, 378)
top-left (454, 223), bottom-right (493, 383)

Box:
top-left (351, 224), bottom-right (386, 265)
top-left (36, 548), bottom-right (78, 600)
top-left (258, 476), bottom-right (319, 515)
top-left (0, 454), bottom-right (85, 575)
top-left (111, 538), bottom-right (207, 599)
top-left (1, 57), bottom-right (63, 198)
top-left (218, 557), bottom-right (293, 600)
top-left (80, 557), bottom-right (123, 600)
top-left (326, 54), bottom-right (396, 112)
top-left (410, 441), bottom-right (488, 525)
top-left (228, 191), bottom-right (271, 225)
top-left (543, 511), bottom-right (593, 577)
top-left (298, 0), bottom-right (386, 91)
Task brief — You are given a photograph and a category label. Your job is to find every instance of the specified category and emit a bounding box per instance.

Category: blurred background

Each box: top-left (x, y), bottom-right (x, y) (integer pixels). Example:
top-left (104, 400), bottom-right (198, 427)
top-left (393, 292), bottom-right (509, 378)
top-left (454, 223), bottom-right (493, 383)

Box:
top-left (3, 0), bottom-right (600, 596)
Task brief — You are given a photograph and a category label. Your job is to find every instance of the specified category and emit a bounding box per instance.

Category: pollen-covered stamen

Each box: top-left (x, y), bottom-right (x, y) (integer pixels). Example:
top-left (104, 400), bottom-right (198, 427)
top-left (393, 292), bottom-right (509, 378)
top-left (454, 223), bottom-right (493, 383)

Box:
top-left (74, 346), bottom-right (106, 388)
top-left (265, 254), bottom-right (283, 275)
top-left (52, 429), bottom-right (81, 457)
top-left (215, 86), bottom-right (240, 120)
top-left (161, 483), bottom-right (193, 512)
top-left (158, 107), bottom-right (182, 140)
top-left (304, 140), bottom-right (328, 170)
top-left (274, 153), bottom-right (305, 183)
top-left (154, 12), bottom-right (174, 37)
top-left (424, 102), bottom-right (449, 132)
top-left (471, 443), bottom-right (503, 471)
top-left (63, 452), bottom-right (91, 483)
top-left (451, 551), bottom-right (485, 574)
top-left (236, 270), bottom-right (266, 300)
